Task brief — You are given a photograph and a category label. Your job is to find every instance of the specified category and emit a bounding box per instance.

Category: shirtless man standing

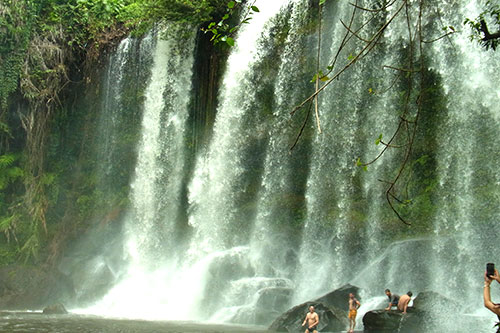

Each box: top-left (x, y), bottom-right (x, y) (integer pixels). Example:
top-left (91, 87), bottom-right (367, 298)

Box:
top-left (301, 305), bottom-right (319, 333)
top-left (348, 293), bottom-right (361, 333)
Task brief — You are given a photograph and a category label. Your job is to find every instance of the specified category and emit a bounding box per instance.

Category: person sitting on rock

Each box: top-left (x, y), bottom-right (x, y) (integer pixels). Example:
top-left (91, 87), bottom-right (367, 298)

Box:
top-left (397, 291), bottom-right (412, 314)
top-left (301, 305), bottom-right (319, 333)
top-left (384, 289), bottom-right (400, 311)
top-left (348, 293), bottom-right (361, 333)
top-left (483, 268), bottom-right (500, 332)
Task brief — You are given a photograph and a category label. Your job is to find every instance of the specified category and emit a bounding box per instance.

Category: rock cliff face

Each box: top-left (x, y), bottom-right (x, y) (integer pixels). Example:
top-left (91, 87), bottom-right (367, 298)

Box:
top-left (269, 284), bottom-right (359, 332)
top-left (0, 265), bottom-right (74, 310)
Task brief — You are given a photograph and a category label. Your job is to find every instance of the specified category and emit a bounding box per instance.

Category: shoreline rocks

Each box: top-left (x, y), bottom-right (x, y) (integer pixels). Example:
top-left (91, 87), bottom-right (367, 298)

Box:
top-left (42, 303), bottom-right (68, 314)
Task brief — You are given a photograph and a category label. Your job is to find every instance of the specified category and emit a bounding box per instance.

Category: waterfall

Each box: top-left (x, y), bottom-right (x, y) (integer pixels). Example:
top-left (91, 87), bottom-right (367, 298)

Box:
top-left (94, 35), bottom-right (153, 208)
top-left (78, 0), bottom-right (500, 331)
top-left (83, 27), bottom-right (197, 320)
top-left (427, 2), bottom-right (500, 330)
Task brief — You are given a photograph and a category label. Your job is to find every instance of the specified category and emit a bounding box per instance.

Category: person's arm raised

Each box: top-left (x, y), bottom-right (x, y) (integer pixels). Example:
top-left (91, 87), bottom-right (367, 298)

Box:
top-left (484, 271), bottom-right (500, 315)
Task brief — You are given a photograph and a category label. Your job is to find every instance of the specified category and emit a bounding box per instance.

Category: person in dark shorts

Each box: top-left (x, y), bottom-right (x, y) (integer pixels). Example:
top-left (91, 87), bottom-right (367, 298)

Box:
top-left (384, 289), bottom-right (400, 310)
top-left (301, 305), bottom-right (319, 333)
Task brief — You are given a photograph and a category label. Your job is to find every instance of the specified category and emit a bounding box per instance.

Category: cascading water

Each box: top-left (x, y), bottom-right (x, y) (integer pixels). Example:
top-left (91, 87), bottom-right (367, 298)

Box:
top-left (79, 0), bottom-right (499, 331)
top-left (83, 27), bottom-right (198, 319)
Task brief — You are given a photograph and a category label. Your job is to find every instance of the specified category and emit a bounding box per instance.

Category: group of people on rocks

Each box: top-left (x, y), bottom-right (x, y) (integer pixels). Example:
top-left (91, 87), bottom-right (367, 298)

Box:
top-left (301, 288), bottom-right (413, 333)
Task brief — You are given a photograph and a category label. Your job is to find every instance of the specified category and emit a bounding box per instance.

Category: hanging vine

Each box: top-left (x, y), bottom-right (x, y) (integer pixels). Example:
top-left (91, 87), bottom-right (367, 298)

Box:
top-left (288, 0), bottom-right (459, 225)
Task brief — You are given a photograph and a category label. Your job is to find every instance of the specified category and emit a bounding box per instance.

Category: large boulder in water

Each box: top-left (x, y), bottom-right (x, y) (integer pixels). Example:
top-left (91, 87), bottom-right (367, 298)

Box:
top-left (269, 284), bottom-right (359, 332)
top-left (363, 309), bottom-right (424, 332)
top-left (362, 290), bottom-right (462, 332)
top-left (269, 301), bottom-right (347, 332)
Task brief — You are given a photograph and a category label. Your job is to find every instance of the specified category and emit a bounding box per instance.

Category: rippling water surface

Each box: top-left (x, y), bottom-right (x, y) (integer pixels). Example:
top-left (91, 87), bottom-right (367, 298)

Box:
top-left (0, 312), bottom-right (271, 333)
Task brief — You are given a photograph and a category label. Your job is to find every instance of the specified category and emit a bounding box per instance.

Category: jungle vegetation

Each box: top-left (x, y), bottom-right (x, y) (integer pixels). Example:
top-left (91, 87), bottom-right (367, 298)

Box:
top-left (0, 0), bottom-right (497, 268)
top-left (0, 0), bottom-right (228, 265)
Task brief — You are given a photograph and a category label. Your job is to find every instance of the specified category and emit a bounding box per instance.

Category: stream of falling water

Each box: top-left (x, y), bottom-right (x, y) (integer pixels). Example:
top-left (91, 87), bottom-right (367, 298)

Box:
top-left (77, 1), bottom-right (500, 331)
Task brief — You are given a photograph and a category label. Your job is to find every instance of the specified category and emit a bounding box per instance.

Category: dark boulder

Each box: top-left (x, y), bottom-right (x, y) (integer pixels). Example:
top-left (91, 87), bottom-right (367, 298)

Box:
top-left (269, 284), bottom-right (359, 332)
top-left (362, 290), bottom-right (462, 332)
top-left (269, 301), bottom-right (347, 332)
top-left (42, 303), bottom-right (68, 314)
top-left (363, 309), bottom-right (424, 332)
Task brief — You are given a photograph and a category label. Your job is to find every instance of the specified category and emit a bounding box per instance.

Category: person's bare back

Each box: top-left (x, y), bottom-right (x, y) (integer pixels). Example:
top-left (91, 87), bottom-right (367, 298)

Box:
top-left (397, 292), bottom-right (412, 314)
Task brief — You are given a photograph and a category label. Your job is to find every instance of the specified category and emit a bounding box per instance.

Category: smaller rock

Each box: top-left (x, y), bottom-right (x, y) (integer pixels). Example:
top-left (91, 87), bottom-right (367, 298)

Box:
top-left (42, 303), bottom-right (68, 314)
top-left (363, 309), bottom-right (425, 332)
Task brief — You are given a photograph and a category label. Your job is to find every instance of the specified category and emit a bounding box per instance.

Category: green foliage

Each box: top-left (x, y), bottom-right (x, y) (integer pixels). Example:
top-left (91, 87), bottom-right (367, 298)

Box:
top-left (34, 0), bottom-right (132, 49)
top-left (118, 0), bottom-right (228, 36)
top-left (464, 0), bottom-right (500, 50)
top-left (0, 0), bottom-right (35, 108)
top-left (0, 154), bottom-right (24, 191)
top-left (20, 230), bottom-right (40, 262)
top-left (204, 0), bottom-right (261, 47)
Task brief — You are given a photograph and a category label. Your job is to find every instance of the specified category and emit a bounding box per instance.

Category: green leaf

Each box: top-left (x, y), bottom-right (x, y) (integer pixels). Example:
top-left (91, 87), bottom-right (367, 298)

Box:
top-left (363, 165), bottom-right (368, 172)
top-left (226, 37), bottom-right (235, 46)
top-left (208, 22), bottom-right (215, 29)
top-left (347, 53), bottom-right (354, 60)
top-left (310, 74), bottom-right (318, 82)
top-left (228, 1), bottom-right (235, 9)
top-left (222, 14), bottom-right (229, 20)
top-left (327, 65), bottom-right (333, 71)
top-left (320, 75), bottom-right (330, 82)
top-left (251, 6), bottom-right (260, 12)
top-left (375, 133), bottom-right (383, 145)
top-left (356, 157), bottom-right (362, 166)
top-left (319, 0), bottom-right (327, 5)
top-left (0, 215), bottom-right (14, 232)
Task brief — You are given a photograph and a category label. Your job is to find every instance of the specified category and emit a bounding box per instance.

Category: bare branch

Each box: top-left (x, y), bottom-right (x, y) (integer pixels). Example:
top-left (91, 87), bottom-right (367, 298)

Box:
top-left (348, 0), bottom-right (398, 13)
top-left (480, 19), bottom-right (500, 41)
top-left (422, 31), bottom-right (457, 44)
top-left (340, 19), bottom-right (371, 43)
top-left (291, 0), bottom-right (407, 115)
top-left (290, 101), bottom-right (313, 151)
